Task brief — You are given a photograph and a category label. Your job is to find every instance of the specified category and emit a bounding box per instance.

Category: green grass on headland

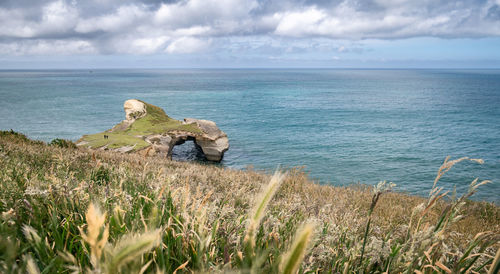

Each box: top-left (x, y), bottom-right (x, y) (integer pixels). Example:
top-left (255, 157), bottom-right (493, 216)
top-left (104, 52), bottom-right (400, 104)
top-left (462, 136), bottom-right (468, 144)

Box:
top-left (0, 130), bottom-right (499, 273)
top-left (79, 132), bottom-right (150, 150)
top-left (124, 102), bottom-right (202, 136)
top-left (79, 101), bottom-right (202, 151)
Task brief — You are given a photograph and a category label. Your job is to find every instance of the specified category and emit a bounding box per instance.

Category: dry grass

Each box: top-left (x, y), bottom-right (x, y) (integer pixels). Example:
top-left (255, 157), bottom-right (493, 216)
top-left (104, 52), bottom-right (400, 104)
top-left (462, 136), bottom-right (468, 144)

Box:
top-left (0, 130), bottom-right (498, 273)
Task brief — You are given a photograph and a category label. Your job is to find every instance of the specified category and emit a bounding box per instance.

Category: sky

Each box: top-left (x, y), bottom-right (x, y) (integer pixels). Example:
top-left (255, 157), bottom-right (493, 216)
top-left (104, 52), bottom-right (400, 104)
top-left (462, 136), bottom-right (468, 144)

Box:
top-left (1, 0), bottom-right (500, 69)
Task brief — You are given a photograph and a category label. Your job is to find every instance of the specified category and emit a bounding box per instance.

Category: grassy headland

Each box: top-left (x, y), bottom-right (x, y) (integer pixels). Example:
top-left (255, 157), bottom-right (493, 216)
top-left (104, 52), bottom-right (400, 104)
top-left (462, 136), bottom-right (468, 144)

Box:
top-left (0, 130), bottom-right (498, 273)
top-left (78, 101), bottom-right (202, 151)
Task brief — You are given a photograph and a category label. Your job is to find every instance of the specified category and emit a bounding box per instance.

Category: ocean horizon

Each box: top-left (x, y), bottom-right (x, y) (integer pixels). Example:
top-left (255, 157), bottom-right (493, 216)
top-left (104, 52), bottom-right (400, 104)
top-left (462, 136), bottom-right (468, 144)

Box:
top-left (1, 68), bottom-right (499, 203)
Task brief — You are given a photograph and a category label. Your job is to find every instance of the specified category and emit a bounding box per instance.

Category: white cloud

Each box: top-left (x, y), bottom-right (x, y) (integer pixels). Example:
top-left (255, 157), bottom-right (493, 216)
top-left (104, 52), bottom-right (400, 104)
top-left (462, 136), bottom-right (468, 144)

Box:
top-left (273, 5), bottom-right (468, 39)
top-left (274, 8), bottom-right (327, 37)
top-left (0, 0), bottom-right (499, 56)
top-left (75, 5), bottom-right (146, 33)
top-left (171, 26), bottom-right (212, 37)
top-left (0, 8), bottom-right (35, 37)
top-left (154, 0), bottom-right (258, 31)
top-left (130, 36), bottom-right (170, 54)
top-left (0, 39), bottom-right (95, 55)
top-left (0, 0), bottom-right (78, 38)
top-left (166, 37), bottom-right (211, 54)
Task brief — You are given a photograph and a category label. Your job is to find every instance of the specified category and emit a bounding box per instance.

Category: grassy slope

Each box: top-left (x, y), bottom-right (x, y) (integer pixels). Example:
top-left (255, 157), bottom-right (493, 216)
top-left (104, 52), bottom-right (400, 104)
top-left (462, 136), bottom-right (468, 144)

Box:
top-left (79, 101), bottom-right (202, 151)
top-left (0, 131), bottom-right (499, 273)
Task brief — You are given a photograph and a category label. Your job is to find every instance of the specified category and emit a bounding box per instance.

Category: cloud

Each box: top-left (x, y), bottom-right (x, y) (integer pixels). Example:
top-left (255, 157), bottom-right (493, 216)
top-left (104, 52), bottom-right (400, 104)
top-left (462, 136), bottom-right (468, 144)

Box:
top-left (154, 0), bottom-right (258, 29)
top-left (75, 5), bottom-right (147, 33)
top-left (166, 37), bottom-right (211, 54)
top-left (272, 2), bottom-right (500, 39)
top-left (0, 0), bottom-right (499, 56)
top-left (0, 39), bottom-right (95, 55)
top-left (0, 0), bottom-right (78, 38)
top-left (274, 8), bottom-right (327, 37)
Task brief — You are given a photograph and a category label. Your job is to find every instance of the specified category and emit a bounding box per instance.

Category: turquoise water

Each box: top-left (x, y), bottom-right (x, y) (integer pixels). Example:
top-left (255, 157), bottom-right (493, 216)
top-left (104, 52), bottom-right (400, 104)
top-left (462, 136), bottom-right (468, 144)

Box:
top-left (1, 69), bottom-right (499, 202)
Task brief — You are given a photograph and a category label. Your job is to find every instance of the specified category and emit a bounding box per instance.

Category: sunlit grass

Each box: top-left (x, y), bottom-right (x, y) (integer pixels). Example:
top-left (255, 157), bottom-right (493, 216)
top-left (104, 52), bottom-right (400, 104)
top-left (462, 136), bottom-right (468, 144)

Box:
top-left (0, 130), bottom-right (498, 273)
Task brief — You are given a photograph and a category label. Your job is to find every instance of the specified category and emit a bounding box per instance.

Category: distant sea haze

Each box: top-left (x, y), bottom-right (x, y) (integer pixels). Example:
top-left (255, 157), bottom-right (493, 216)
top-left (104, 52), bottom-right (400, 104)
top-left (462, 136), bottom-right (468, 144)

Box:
top-left (1, 69), bottom-right (499, 203)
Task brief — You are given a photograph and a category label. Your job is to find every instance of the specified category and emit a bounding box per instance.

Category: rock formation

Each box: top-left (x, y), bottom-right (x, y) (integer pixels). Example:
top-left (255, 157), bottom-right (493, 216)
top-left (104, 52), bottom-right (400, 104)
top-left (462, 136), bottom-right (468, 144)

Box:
top-left (77, 99), bottom-right (229, 162)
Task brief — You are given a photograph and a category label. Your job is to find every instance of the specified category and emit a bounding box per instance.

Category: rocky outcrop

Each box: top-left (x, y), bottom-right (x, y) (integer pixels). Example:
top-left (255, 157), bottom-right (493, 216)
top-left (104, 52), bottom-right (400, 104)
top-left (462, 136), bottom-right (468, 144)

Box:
top-left (77, 99), bottom-right (229, 162)
top-left (183, 118), bottom-right (229, 161)
top-left (124, 99), bottom-right (147, 122)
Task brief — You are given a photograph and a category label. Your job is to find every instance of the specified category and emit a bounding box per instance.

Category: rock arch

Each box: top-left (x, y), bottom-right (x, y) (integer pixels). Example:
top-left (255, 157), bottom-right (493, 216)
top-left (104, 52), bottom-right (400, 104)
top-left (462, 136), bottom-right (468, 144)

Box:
top-left (77, 99), bottom-right (229, 162)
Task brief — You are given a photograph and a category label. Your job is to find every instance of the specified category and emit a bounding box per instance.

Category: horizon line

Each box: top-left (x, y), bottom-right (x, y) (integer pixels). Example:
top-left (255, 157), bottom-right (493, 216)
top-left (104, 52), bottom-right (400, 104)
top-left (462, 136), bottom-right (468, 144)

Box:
top-left (1, 67), bottom-right (500, 70)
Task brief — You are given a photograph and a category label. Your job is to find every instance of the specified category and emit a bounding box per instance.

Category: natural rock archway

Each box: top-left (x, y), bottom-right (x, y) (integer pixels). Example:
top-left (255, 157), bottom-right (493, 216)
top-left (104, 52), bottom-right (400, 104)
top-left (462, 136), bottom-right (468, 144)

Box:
top-left (77, 99), bottom-right (229, 162)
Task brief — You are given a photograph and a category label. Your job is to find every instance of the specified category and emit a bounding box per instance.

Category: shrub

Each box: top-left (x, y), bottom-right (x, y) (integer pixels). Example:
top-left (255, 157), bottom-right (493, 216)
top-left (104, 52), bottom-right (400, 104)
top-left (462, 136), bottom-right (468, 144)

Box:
top-left (0, 130), bottom-right (43, 145)
top-left (90, 166), bottom-right (111, 185)
top-left (49, 138), bottom-right (77, 149)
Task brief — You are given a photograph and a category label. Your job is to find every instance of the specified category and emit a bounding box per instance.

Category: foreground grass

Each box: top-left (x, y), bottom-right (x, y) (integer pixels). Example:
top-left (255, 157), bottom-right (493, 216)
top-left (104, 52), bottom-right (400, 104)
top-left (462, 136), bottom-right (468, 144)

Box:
top-left (0, 130), bottom-right (498, 273)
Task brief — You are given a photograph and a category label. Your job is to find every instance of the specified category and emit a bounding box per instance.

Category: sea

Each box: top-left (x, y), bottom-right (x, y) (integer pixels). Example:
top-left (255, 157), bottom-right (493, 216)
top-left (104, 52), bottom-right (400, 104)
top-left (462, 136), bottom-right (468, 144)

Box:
top-left (1, 69), bottom-right (499, 203)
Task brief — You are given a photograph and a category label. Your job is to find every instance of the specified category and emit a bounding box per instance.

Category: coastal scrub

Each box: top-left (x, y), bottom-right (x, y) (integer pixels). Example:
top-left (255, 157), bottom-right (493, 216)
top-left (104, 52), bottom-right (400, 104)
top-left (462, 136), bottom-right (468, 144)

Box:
top-left (0, 130), bottom-right (498, 273)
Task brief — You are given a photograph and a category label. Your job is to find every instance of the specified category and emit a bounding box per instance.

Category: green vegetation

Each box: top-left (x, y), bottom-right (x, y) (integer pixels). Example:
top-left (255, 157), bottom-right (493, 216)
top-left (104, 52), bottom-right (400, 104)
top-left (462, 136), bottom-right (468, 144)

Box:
top-left (80, 132), bottom-right (150, 150)
top-left (79, 101), bottom-right (202, 151)
top-left (0, 130), bottom-right (499, 273)
top-left (126, 102), bottom-right (202, 136)
top-left (49, 138), bottom-right (77, 149)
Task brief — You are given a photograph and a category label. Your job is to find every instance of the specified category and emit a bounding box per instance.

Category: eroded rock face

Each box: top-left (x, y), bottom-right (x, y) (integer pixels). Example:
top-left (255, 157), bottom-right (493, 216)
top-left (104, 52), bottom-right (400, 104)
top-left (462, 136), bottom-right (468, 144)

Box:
top-left (124, 99), bottom-right (147, 122)
top-left (77, 99), bottom-right (229, 162)
top-left (145, 134), bottom-right (172, 155)
top-left (183, 118), bottom-right (229, 161)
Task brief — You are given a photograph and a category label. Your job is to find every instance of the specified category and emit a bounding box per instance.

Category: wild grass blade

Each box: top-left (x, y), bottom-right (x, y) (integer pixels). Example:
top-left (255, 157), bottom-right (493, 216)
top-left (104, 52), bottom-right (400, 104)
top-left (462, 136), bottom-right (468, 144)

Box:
top-left (280, 222), bottom-right (315, 274)
top-left (488, 247), bottom-right (500, 274)
top-left (108, 228), bottom-right (162, 272)
top-left (24, 254), bottom-right (40, 274)
top-left (244, 171), bottom-right (286, 261)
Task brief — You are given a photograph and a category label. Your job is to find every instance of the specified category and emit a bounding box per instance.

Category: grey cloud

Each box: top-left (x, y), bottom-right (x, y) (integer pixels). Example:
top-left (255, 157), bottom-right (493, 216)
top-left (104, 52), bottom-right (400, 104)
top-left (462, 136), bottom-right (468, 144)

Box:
top-left (487, 4), bottom-right (500, 20)
top-left (0, 0), bottom-right (499, 55)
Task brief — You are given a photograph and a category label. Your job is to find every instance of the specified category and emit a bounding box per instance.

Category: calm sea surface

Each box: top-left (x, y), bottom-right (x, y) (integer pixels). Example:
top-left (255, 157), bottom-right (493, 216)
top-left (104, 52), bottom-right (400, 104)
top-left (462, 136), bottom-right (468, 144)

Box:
top-left (1, 69), bottom-right (499, 202)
